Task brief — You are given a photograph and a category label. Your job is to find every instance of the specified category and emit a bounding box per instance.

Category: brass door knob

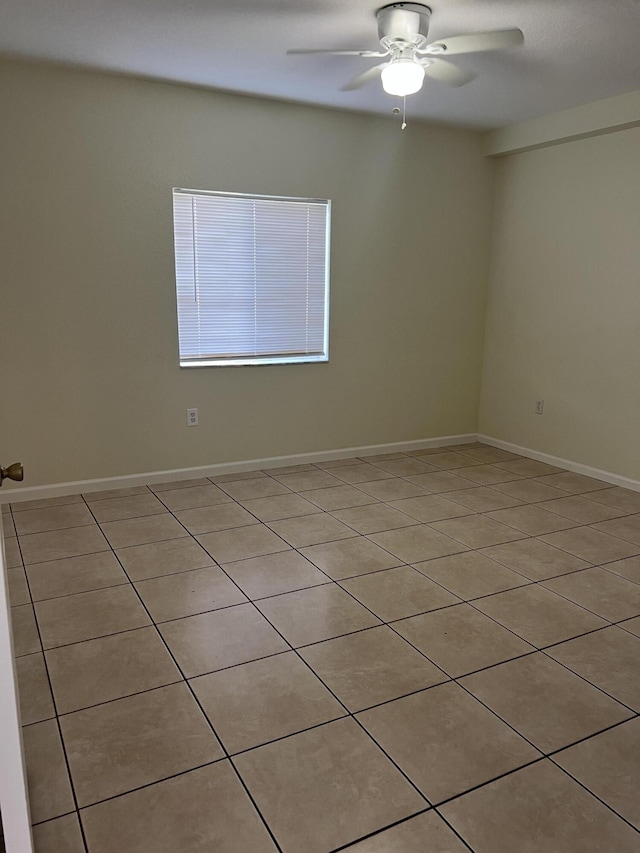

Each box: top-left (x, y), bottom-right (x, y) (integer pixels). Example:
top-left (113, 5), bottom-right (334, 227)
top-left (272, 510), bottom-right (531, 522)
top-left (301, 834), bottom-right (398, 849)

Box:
top-left (0, 462), bottom-right (23, 486)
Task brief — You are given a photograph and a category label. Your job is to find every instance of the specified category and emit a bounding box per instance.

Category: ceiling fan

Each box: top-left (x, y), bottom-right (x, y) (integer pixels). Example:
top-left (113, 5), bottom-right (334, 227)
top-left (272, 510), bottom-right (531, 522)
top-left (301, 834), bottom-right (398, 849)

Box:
top-left (287, 3), bottom-right (523, 98)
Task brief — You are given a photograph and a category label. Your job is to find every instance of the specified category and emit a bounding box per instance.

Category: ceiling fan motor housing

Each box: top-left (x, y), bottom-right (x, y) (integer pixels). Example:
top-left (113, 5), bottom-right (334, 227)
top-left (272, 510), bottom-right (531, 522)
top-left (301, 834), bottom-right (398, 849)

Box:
top-left (377, 3), bottom-right (432, 48)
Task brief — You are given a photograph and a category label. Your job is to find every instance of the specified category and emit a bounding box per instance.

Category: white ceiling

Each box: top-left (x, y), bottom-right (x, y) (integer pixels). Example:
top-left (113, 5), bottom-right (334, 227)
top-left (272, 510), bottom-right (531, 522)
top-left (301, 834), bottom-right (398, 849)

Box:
top-left (2, 0), bottom-right (640, 129)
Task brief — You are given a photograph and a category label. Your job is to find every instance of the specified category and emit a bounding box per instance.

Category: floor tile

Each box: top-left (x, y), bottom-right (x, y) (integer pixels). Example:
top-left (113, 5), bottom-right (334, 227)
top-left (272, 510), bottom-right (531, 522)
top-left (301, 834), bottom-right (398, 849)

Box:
top-left (135, 565), bottom-right (247, 621)
top-left (492, 478), bottom-right (569, 503)
top-left (472, 585), bottom-right (606, 647)
top-left (238, 493), bottom-right (320, 522)
top-left (266, 463), bottom-right (316, 475)
top-left (539, 526), bottom-right (640, 563)
top-left (23, 719), bottom-right (75, 823)
top-left (446, 487), bottom-right (524, 512)
top-left (343, 810), bottom-right (469, 852)
top-left (155, 484), bottom-right (232, 510)
top-left (539, 495), bottom-right (626, 524)
top-left (35, 585), bottom-right (151, 649)
top-left (545, 626), bottom-right (640, 710)
top-left (218, 477), bottom-right (291, 500)
top-left (454, 446), bottom-right (521, 464)
top-left (300, 537), bottom-right (402, 580)
top-left (357, 682), bottom-right (539, 804)
top-left (593, 514), bottom-right (640, 546)
top-left (115, 537), bottom-right (214, 581)
top-left (267, 513), bottom-right (357, 547)
top-left (405, 471), bottom-right (473, 493)
top-left (60, 683), bottom-right (223, 806)
top-left (84, 486), bottom-right (150, 501)
top-left (3, 534), bottom-right (22, 567)
top-left (542, 567), bottom-right (640, 621)
top-left (153, 477), bottom-right (219, 491)
top-left (340, 566), bottom-right (460, 622)
top-left (413, 551), bottom-right (529, 599)
top-left (45, 626), bottom-right (181, 714)
top-left (554, 718), bottom-right (640, 828)
top-left (299, 485), bottom-right (376, 511)
top-left (357, 479), bottom-right (429, 501)
top-left (371, 457), bottom-right (438, 476)
top-left (387, 494), bottom-right (472, 523)
top-left (330, 463), bottom-right (394, 484)
top-left (415, 452), bottom-right (477, 471)
top-left (440, 759), bottom-right (640, 853)
top-left (256, 583), bottom-right (380, 646)
top-left (429, 515), bottom-right (525, 548)
top-left (88, 493), bottom-right (167, 523)
top-left (210, 469), bottom-right (268, 484)
top-left (485, 504), bottom-right (577, 536)
top-left (173, 502), bottom-right (258, 535)
top-left (26, 551), bottom-right (128, 601)
top-left (11, 604), bottom-right (41, 656)
top-left (494, 458), bottom-right (564, 477)
top-left (332, 503), bottom-right (417, 534)
top-left (14, 503), bottom-right (95, 535)
top-left (16, 652), bottom-right (55, 724)
top-left (191, 651), bottom-right (345, 753)
top-left (20, 526), bottom-right (109, 565)
top-left (1, 503), bottom-right (13, 528)
top-left (315, 456), bottom-right (362, 469)
top-left (299, 625), bottom-right (447, 712)
top-left (460, 653), bottom-right (631, 753)
top-left (159, 603), bottom-right (288, 677)
top-left (588, 486), bottom-right (640, 514)
top-left (32, 813), bottom-right (85, 853)
top-left (7, 566), bottom-right (30, 605)
top-left (221, 550), bottom-right (329, 599)
top-left (81, 760), bottom-right (277, 853)
top-left (394, 604), bottom-right (534, 677)
top-left (273, 470), bottom-right (342, 491)
top-left (619, 616), bottom-right (640, 637)
top-left (535, 472), bottom-right (611, 494)
top-left (12, 494), bottom-right (84, 512)
top-left (480, 537), bottom-right (591, 580)
top-left (197, 524), bottom-right (289, 563)
top-left (369, 525), bottom-right (468, 563)
top-left (359, 452), bottom-right (407, 462)
top-left (100, 514), bottom-right (188, 549)
top-left (456, 465), bottom-right (523, 486)
top-left (234, 717), bottom-right (425, 853)
top-left (604, 555), bottom-right (640, 583)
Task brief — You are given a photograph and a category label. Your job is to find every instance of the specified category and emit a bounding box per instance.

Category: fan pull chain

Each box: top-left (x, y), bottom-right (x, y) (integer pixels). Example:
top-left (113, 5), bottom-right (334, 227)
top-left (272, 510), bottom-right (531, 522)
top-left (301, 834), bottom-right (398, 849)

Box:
top-left (401, 96), bottom-right (407, 130)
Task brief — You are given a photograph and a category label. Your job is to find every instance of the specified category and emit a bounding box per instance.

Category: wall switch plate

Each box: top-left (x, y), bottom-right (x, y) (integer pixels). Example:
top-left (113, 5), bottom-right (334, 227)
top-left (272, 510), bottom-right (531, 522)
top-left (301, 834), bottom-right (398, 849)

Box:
top-left (535, 400), bottom-right (544, 415)
top-left (186, 408), bottom-right (198, 426)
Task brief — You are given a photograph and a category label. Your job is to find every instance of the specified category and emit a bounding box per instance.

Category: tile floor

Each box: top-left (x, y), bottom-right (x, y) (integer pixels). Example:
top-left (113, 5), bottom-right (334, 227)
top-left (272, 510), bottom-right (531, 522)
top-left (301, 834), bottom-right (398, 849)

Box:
top-left (3, 443), bottom-right (640, 852)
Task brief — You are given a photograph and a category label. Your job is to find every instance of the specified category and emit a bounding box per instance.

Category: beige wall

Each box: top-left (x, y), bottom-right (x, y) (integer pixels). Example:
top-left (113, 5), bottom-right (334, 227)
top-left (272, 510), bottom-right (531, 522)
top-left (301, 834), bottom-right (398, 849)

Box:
top-left (0, 61), bottom-right (493, 488)
top-left (479, 126), bottom-right (640, 479)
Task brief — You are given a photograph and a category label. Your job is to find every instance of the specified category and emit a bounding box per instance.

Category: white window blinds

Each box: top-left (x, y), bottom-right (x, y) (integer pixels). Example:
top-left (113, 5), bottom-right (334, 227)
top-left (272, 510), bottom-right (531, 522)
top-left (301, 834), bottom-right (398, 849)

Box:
top-left (173, 189), bottom-right (330, 367)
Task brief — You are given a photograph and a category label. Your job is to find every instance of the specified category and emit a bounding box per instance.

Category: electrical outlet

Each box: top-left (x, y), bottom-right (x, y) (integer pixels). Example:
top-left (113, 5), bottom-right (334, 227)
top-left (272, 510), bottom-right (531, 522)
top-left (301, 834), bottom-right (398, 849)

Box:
top-left (186, 408), bottom-right (198, 427)
top-left (535, 400), bottom-right (544, 415)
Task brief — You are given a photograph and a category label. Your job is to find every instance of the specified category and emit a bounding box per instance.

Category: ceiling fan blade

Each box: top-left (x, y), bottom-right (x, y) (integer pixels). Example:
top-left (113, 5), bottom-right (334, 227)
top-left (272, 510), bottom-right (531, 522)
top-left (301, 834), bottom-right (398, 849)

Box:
top-left (340, 63), bottom-right (387, 92)
top-left (287, 49), bottom-right (386, 57)
top-left (422, 28), bottom-right (524, 56)
top-left (421, 58), bottom-right (475, 87)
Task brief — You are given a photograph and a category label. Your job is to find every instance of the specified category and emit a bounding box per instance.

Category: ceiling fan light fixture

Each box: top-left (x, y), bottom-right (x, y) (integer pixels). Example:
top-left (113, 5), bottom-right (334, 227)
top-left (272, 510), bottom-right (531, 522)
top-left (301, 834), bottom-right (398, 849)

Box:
top-left (380, 58), bottom-right (425, 96)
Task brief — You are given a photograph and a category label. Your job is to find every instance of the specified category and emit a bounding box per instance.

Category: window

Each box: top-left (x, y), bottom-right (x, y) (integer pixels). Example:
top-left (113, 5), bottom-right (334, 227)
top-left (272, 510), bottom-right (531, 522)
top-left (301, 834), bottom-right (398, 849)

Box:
top-left (172, 188), bottom-right (330, 367)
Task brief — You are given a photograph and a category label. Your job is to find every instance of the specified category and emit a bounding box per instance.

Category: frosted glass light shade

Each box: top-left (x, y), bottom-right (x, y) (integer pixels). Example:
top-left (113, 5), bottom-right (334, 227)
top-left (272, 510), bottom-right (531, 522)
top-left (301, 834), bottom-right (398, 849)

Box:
top-left (380, 60), bottom-right (425, 96)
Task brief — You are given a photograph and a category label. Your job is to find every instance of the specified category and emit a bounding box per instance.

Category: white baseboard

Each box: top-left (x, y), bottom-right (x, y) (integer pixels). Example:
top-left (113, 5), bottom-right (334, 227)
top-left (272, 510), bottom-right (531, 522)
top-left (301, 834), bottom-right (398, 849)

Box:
top-left (479, 435), bottom-right (640, 493)
top-left (1, 433), bottom-right (477, 504)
